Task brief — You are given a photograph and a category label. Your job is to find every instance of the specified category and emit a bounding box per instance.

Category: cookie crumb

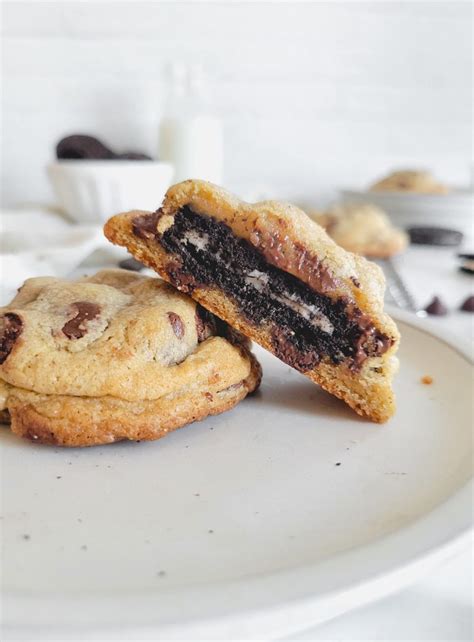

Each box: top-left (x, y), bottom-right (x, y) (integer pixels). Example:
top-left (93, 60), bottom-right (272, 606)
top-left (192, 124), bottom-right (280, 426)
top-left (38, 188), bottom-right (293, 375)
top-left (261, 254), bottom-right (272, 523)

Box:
top-left (22, 534), bottom-right (30, 541)
top-left (335, 462), bottom-right (341, 467)
top-left (157, 570), bottom-right (166, 577)
top-left (81, 545), bottom-right (88, 551)
top-left (56, 475), bottom-right (62, 479)
top-left (421, 375), bottom-right (434, 385)
top-left (208, 529), bottom-right (214, 534)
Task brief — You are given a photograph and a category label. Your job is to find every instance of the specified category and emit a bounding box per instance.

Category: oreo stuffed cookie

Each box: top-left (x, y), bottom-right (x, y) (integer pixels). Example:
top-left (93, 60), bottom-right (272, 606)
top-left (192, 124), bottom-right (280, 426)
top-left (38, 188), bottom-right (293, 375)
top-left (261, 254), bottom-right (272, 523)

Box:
top-left (0, 269), bottom-right (261, 447)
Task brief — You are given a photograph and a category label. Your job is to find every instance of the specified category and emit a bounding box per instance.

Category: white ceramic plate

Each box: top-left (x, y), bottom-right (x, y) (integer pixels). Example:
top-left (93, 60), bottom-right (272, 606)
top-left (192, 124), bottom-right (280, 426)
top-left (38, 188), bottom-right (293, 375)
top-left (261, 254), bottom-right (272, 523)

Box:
top-left (2, 310), bottom-right (472, 641)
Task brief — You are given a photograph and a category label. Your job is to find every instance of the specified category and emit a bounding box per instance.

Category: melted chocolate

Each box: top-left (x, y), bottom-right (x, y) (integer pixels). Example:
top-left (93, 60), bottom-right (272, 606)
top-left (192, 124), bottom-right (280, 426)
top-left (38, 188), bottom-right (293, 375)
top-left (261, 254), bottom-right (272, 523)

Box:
top-left (145, 207), bottom-right (392, 370)
top-left (167, 312), bottom-right (185, 339)
top-left (132, 211), bottom-right (161, 240)
top-left (195, 304), bottom-right (217, 342)
top-left (62, 302), bottom-right (101, 339)
top-left (0, 313), bottom-right (23, 364)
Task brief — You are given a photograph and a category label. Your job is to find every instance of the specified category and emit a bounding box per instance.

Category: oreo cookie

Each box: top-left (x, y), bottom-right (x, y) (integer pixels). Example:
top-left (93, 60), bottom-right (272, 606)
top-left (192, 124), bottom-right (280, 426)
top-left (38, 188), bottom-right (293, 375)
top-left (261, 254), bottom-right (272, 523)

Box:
top-left (56, 135), bottom-right (152, 161)
top-left (56, 135), bottom-right (115, 160)
top-left (408, 226), bottom-right (463, 247)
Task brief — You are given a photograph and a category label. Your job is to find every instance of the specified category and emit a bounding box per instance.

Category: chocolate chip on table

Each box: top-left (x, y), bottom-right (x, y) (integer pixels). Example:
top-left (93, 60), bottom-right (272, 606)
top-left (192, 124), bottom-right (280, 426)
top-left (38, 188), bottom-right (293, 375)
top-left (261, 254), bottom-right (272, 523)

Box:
top-left (408, 227), bottom-right (463, 247)
top-left (460, 295), bottom-right (474, 312)
top-left (118, 257), bottom-right (144, 272)
top-left (424, 296), bottom-right (448, 316)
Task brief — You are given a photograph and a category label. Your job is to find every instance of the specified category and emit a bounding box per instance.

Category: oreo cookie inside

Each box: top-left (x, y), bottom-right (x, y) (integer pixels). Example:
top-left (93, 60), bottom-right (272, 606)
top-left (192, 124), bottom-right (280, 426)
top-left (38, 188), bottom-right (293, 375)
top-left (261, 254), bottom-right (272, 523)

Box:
top-left (137, 207), bottom-right (393, 371)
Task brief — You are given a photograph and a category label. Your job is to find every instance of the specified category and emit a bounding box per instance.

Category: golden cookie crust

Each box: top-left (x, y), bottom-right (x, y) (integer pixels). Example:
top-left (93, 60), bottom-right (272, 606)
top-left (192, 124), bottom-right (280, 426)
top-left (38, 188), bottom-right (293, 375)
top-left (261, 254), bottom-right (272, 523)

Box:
top-left (104, 181), bottom-right (400, 423)
top-left (0, 269), bottom-right (261, 446)
top-left (1, 353), bottom-right (261, 447)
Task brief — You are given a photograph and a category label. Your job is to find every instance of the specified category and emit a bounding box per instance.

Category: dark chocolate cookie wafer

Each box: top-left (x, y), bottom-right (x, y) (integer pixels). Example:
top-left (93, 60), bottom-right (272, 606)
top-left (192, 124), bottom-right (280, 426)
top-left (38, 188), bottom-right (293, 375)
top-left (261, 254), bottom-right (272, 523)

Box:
top-left (56, 135), bottom-right (115, 160)
top-left (408, 226), bottom-right (463, 247)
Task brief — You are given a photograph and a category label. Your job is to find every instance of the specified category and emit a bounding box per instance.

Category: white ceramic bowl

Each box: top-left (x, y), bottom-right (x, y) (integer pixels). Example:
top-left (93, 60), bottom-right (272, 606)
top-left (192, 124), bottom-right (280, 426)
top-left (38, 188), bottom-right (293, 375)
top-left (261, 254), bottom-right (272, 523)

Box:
top-left (340, 188), bottom-right (474, 237)
top-left (48, 160), bottom-right (174, 224)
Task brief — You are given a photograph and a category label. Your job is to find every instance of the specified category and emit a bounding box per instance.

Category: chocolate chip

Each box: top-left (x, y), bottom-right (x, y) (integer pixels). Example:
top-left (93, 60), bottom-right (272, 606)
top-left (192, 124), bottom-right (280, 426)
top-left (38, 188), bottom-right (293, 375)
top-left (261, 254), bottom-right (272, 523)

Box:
top-left (408, 227), bottom-right (463, 247)
top-left (167, 312), bottom-right (185, 339)
top-left (460, 295), bottom-right (474, 312)
top-left (118, 257), bottom-right (144, 271)
top-left (166, 260), bottom-right (201, 293)
top-left (424, 296), bottom-right (448, 316)
top-left (62, 302), bottom-right (101, 339)
top-left (56, 135), bottom-right (115, 160)
top-left (132, 211), bottom-right (161, 240)
top-left (195, 305), bottom-right (216, 342)
top-left (350, 277), bottom-right (361, 288)
top-left (0, 313), bottom-right (23, 364)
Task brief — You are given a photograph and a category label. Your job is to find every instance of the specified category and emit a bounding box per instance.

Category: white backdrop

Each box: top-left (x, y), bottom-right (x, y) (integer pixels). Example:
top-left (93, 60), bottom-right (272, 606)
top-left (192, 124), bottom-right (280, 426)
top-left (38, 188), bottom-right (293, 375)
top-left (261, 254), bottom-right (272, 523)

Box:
top-left (1, 1), bottom-right (472, 207)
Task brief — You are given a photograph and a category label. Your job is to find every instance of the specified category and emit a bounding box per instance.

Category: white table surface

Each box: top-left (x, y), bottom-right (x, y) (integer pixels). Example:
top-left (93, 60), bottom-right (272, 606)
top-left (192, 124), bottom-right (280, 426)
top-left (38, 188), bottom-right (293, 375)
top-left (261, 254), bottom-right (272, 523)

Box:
top-left (79, 243), bottom-right (473, 642)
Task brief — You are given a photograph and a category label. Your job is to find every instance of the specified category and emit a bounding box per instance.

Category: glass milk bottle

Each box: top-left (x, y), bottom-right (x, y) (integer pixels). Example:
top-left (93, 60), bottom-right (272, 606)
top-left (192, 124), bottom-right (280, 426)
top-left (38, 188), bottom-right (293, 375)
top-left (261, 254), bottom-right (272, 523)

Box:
top-left (159, 63), bottom-right (223, 184)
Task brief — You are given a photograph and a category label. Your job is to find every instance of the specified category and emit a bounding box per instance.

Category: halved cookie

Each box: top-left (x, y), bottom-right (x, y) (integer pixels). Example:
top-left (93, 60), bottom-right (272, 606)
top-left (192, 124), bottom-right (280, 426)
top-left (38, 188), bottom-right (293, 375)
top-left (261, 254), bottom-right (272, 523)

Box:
top-left (0, 269), bottom-right (261, 446)
top-left (104, 180), bottom-right (400, 423)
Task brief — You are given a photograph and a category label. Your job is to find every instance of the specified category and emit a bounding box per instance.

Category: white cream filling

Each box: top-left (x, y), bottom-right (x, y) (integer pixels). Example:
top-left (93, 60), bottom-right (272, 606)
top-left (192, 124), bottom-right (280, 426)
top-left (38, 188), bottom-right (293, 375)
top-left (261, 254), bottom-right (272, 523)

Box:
top-left (183, 230), bottom-right (210, 252)
top-left (244, 270), bottom-right (334, 335)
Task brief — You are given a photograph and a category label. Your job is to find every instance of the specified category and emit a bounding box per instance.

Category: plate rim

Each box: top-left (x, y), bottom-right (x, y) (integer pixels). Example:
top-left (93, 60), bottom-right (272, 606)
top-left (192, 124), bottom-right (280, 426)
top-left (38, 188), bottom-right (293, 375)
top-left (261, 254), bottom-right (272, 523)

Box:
top-left (3, 308), bottom-right (473, 639)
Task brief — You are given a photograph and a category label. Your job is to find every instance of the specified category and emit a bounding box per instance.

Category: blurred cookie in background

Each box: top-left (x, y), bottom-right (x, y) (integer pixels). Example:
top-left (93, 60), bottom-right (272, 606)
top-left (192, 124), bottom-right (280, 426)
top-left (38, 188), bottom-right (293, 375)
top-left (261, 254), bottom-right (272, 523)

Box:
top-left (369, 169), bottom-right (449, 194)
top-left (310, 202), bottom-right (408, 259)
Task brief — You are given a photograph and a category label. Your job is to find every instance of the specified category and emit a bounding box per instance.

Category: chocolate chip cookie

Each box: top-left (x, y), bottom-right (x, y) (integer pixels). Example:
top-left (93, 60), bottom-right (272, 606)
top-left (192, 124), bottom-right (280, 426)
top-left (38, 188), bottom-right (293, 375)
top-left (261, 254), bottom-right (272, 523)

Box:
top-left (311, 202), bottom-right (408, 258)
top-left (0, 269), bottom-right (261, 446)
top-left (369, 169), bottom-right (449, 194)
top-left (104, 180), bottom-right (400, 423)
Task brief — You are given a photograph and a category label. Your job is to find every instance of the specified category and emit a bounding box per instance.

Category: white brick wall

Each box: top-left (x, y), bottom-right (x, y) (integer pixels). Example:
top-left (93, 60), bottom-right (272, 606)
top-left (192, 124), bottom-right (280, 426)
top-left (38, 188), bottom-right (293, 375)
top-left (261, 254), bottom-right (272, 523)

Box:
top-left (1, 1), bottom-right (472, 207)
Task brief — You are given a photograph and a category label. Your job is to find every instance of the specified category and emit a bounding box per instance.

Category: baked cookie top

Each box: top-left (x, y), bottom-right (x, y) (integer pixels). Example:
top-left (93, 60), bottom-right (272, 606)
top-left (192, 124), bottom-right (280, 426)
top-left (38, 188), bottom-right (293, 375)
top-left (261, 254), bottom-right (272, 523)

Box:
top-left (311, 202), bottom-right (408, 258)
top-left (0, 269), bottom-right (252, 401)
top-left (369, 169), bottom-right (449, 194)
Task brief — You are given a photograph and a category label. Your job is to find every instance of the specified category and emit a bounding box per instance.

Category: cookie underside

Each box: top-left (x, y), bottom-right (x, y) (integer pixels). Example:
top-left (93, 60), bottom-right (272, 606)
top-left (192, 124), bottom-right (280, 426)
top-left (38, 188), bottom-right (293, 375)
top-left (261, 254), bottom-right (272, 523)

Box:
top-left (4, 359), bottom-right (260, 447)
top-left (104, 181), bottom-right (400, 423)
